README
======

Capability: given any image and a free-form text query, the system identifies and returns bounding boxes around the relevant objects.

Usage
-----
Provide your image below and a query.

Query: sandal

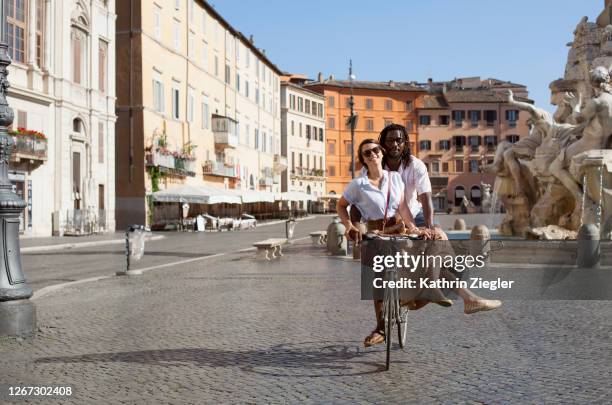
[364,328,385,347]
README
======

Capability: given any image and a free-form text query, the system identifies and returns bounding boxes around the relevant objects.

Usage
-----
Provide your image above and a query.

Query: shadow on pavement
[35,341,391,377]
[25,251,216,259]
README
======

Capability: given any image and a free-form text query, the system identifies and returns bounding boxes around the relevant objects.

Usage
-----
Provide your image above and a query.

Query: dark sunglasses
[362,146,382,158]
[385,136,405,145]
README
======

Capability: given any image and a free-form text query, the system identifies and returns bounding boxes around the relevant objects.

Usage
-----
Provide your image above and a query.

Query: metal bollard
[577,224,600,268]
[285,218,296,243]
[117,225,146,276]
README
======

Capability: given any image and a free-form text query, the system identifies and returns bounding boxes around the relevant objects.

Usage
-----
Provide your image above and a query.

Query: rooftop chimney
[329,74,334,80]
[249,35,254,44]
[318,72,323,82]
[428,78,433,84]
[389,80,395,87]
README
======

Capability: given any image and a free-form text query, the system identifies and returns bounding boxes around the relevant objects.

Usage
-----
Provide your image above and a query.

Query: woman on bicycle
[337,138,450,347]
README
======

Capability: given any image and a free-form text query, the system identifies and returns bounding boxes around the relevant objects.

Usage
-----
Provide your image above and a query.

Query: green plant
[147,166,162,192]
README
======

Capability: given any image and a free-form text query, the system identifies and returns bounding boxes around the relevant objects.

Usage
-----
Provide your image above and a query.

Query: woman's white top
[342,170,404,221]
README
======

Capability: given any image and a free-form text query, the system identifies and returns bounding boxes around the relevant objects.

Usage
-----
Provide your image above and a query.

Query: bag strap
[382,174,391,233]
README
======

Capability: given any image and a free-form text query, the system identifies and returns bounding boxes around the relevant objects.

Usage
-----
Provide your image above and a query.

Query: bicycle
[362,233,420,371]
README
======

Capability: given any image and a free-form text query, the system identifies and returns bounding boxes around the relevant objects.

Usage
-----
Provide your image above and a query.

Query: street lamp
[0,0,36,337]
[348,60,357,179]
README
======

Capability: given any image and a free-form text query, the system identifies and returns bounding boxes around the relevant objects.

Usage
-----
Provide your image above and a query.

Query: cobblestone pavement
[1,241,611,404]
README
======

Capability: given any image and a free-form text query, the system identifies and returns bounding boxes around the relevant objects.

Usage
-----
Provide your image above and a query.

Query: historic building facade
[305,77,424,194]
[415,77,531,212]
[7,0,116,236]
[280,75,325,208]
[115,0,282,229]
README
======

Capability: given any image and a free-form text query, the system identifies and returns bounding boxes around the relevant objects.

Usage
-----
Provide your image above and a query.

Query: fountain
[486,1,612,244]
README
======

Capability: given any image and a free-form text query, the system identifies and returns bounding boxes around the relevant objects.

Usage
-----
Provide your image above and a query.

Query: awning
[276,191,317,201]
[152,185,242,204]
[234,189,276,203]
[320,194,341,200]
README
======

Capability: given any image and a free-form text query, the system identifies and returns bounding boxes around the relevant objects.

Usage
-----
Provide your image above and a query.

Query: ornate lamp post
[0,0,36,337]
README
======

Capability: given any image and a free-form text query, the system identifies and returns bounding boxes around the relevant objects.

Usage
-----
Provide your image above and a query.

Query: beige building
[7,0,116,236]
[280,75,325,208]
[116,0,283,228]
[415,77,531,212]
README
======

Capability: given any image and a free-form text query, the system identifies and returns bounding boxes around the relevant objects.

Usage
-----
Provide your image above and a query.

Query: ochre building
[306,77,425,194]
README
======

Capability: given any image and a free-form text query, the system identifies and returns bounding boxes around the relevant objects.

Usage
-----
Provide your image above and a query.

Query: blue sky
[211,0,603,111]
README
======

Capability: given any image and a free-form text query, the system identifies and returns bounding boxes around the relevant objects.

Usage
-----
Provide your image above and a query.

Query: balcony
[273,154,288,173]
[291,167,326,179]
[146,149,196,177]
[454,145,465,154]
[8,129,48,167]
[202,160,237,178]
[259,176,273,187]
[212,115,239,149]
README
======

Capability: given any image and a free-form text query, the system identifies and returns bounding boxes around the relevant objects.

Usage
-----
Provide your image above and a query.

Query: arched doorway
[470,185,482,206]
[454,186,465,208]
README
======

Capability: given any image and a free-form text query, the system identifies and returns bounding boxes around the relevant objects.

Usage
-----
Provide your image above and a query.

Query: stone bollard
[577,223,600,268]
[470,225,491,263]
[327,217,347,256]
[454,218,467,230]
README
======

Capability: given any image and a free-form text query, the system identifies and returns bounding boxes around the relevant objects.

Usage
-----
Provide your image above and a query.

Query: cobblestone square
[1,239,612,404]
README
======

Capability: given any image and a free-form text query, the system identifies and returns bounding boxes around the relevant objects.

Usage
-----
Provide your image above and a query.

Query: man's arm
[418,192,435,228]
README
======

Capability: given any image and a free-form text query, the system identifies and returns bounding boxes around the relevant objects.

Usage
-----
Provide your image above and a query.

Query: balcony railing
[273,154,288,173]
[202,160,237,178]
[212,115,239,149]
[291,168,326,178]
[147,149,196,177]
[10,135,47,162]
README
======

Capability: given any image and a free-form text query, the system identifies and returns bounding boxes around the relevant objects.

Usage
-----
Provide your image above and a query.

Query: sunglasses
[385,136,405,145]
[362,146,382,158]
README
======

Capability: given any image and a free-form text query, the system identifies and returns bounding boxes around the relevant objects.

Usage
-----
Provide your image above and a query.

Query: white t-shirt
[342,170,404,221]
[359,157,432,218]
[395,157,432,218]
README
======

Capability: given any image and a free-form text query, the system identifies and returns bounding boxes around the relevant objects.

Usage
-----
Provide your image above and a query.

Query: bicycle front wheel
[397,307,408,349]
[385,301,393,371]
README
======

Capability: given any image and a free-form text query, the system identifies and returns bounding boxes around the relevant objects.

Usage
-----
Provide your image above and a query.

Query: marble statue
[481,183,493,213]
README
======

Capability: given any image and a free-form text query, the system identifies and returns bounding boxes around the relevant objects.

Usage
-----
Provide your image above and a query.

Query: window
[225,64,230,84]
[255,129,259,149]
[245,81,249,97]
[98,40,107,93]
[98,122,104,163]
[298,97,303,112]
[438,115,450,126]
[439,140,451,150]
[506,134,520,143]
[328,96,335,108]
[172,88,180,119]
[365,98,373,110]
[305,100,311,114]
[484,110,497,126]
[431,162,440,173]
[453,135,466,150]
[406,100,414,112]
[35,0,44,67]
[73,118,82,133]
[202,43,208,70]
[328,165,336,176]
[468,135,481,151]
[17,110,27,128]
[406,120,413,132]
[187,91,194,123]
[470,160,479,173]
[306,125,311,140]
[299,123,302,137]
[419,140,431,150]
[484,135,498,151]
[328,141,335,155]
[153,79,164,112]
[154,6,161,39]
[319,128,324,141]
[452,110,465,127]
[255,89,259,104]
[201,102,210,129]
[506,110,519,127]
[236,73,240,91]
[214,55,219,76]
[469,110,481,127]
[189,0,194,22]
[328,117,335,129]
[442,162,449,172]
[318,104,323,117]
[188,32,195,58]
[6,0,27,63]
[201,9,207,35]
[344,141,352,155]
[71,28,86,84]
[175,0,180,10]
[366,119,374,131]
[385,99,393,111]
[419,115,431,126]
[173,21,180,51]
[455,159,464,173]
[262,132,267,153]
